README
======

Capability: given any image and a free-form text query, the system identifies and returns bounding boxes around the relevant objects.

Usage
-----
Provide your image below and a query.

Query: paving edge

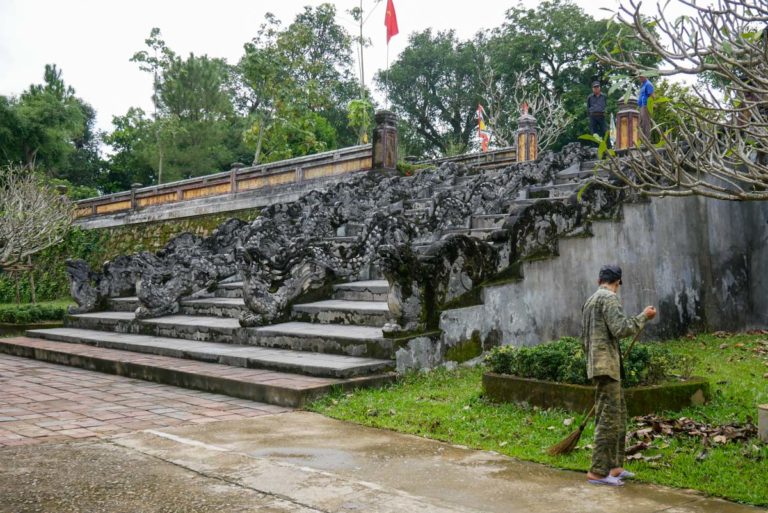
[0,338,397,408]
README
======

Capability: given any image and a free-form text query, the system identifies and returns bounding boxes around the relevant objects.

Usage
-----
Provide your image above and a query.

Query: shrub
[485,337,675,387]
[0,304,66,324]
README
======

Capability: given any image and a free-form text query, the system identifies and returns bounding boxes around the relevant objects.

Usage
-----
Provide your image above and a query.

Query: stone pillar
[759,404,768,443]
[516,107,538,163]
[373,110,398,171]
[616,98,640,150]
[130,183,142,211]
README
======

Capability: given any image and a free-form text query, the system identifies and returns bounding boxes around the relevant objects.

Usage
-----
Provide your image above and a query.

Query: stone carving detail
[67,141,632,331]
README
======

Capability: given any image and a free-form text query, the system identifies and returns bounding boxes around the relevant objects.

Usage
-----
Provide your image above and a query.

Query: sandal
[617,470,635,479]
[588,475,624,486]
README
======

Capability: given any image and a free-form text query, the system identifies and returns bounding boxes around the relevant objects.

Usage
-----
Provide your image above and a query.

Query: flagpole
[386,43,390,109]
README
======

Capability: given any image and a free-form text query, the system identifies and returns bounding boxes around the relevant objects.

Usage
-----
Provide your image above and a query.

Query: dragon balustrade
[67,142,630,332]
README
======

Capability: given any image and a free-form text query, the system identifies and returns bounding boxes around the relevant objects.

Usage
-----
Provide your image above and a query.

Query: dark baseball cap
[599,264,622,284]
[592,81,601,87]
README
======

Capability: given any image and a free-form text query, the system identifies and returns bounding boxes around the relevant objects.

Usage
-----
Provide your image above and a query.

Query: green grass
[0,299,73,310]
[310,333,768,506]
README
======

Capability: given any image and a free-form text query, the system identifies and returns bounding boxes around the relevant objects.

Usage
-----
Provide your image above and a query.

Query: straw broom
[547,326,646,456]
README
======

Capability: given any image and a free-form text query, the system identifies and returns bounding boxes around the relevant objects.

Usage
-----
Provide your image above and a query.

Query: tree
[480,67,574,151]
[593,0,768,201]
[0,65,98,177]
[484,0,660,148]
[378,29,483,156]
[0,165,75,303]
[239,5,360,163]
[126,28,248,183]
[101,108,157,192]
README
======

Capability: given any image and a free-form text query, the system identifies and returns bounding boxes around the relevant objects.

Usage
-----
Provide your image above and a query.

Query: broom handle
[579,325,646,428]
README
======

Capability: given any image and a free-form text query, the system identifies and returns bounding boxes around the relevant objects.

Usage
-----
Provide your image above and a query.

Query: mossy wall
[0,209,260,303]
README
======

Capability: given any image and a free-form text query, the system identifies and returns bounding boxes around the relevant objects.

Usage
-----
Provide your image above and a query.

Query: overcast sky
[0,0,683,134]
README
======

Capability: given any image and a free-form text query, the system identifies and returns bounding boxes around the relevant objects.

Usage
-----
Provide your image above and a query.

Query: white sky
[0,0,686,134]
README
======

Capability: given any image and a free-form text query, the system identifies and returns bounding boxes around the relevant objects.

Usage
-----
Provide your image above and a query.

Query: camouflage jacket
[581,287,646,381]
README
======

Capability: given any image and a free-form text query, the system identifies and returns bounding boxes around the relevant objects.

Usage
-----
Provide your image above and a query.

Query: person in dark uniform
[587,81,608,139]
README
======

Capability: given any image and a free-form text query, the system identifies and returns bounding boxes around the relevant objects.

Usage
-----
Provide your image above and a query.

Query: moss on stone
[445,330,483,363]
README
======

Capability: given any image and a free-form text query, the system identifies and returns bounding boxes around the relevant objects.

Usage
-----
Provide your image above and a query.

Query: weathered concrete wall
[440,197,768,346]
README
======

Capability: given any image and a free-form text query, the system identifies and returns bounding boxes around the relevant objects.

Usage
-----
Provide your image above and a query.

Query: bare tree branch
[0,165,76,271]
[593,0,768,200]
[479,67,574,151]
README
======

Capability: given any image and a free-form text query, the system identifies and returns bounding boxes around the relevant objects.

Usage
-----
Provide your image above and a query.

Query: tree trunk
[253,119,265,165]
[14,273,20,305]
[28,257,37,304]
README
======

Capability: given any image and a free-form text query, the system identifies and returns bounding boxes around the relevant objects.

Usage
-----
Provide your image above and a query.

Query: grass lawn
[0,299,73,311]
[310,332,768,506]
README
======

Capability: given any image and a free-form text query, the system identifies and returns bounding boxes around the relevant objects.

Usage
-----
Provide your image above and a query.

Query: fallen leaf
[627,453,643,461]
[547,426,556,431]
[720,343,729,349]
[713,435,728,444]
[563,418,574,427]
[499,441,508,447]
[696,449,709,462]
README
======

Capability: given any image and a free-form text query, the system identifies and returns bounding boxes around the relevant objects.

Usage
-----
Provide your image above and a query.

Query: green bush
[0,304,67,324]
[485,337,675,387]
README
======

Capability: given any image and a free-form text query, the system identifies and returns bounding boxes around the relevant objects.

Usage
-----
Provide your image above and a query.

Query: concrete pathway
[106,411,765,513]
[1,354,765,512]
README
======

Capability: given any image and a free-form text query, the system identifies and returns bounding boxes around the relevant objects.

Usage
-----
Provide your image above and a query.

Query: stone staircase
[1,150,608,406]
[0,279,399,408]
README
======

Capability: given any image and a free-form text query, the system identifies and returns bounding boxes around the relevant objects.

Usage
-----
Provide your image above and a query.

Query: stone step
[470,214,508,230]
[403,208,430,219]
[66,312,244,344]
[336,222,365,237]
[526,183,581,199]
[107,297,138,312]
[333,280,389,301]
[25,327,392,379]
[440,228,494,241]
[180,297,248,318]
[65,312,400,359]
[0,336,395,408]
[291,299,391,327]
[214,281,244,298]
[250,322,402,359]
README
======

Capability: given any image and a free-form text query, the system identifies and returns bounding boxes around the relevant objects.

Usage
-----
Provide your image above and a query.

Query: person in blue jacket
[637,74,654,140]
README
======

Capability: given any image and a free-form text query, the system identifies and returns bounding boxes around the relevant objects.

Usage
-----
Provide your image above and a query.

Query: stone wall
[440,197,768,347]
[0,209,260,304]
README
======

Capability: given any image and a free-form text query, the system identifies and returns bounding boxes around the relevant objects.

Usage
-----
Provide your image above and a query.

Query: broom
[547,326,646,456]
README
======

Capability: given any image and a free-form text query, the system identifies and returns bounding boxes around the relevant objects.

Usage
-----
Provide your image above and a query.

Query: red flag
[385,0,399,44]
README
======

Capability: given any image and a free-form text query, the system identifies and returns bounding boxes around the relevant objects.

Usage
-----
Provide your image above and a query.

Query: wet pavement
[1,354,766,512]
[0,354,289,447]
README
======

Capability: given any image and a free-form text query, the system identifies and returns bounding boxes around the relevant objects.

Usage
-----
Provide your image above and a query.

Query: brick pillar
[616,98,640,150]
[373,110,398,171]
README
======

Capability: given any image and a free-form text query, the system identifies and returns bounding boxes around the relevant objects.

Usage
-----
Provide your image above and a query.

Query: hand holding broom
[547,325,647,456]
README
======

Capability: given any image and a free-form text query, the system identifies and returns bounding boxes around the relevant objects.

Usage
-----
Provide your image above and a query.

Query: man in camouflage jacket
[582,265,656,486]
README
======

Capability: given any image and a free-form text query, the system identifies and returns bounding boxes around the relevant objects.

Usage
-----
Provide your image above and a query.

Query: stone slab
[112,411,765,513]
[251,322,399,359]
[293,299,389,313]
[254,322,385,340]
[26,327,393,378]
[0,337,395,407]
[333,280,389,292]
[291,300,391,327]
